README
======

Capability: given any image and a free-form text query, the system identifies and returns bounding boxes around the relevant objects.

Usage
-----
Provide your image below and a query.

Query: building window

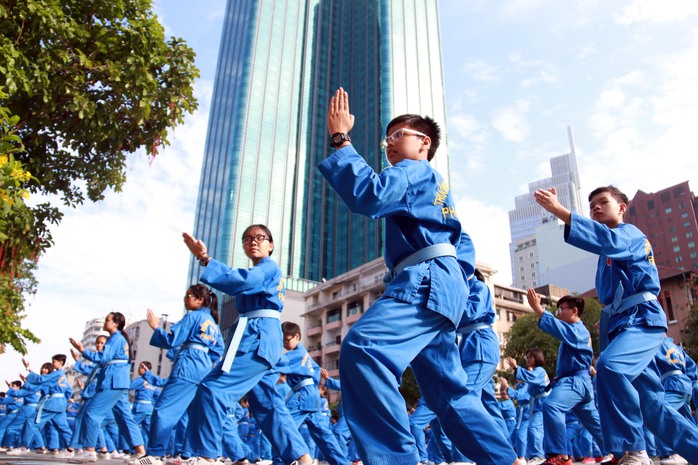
[681,212,689,218]
[532,281,537,286]
[519,266,524,272]
[530,263,535,268]
[691,252,697,259]
[519,256,523,262]
[528,252,534,258]
[687,232,693,238]
[665,207,672,214]
[647,200,655,210]
[673,246,681,252]
[531,272,536,277]
[628,206,636,216]
[671,237,678,243]
[326,309,341,324]
[669,226,676,232]
[520,276,526,281]
[684,222,691,228]
[660,192,670,203]
[675,256,683,262]
[689,242,695,248]
[496,309,501,320]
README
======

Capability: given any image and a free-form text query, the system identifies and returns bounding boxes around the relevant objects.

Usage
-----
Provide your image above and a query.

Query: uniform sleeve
[317,145,409,219]
[324,377,341,391]
[538,312,590,350]
[142,371,169,387]
[201,259,269,296]
[515,366,548,387]
[150,315,193,350]
[565,212,636,260]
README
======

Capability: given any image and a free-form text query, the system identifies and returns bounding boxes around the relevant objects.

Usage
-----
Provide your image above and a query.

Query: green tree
[400,367,421,409]
[0,0,198,351]
[0,99,42,352]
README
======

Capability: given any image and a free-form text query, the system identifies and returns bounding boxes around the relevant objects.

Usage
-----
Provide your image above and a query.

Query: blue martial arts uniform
[537,311,604,457]
[499,397,517,444]
[319,145,517,465]
[4,387,41,448]
[21,369,73,450]
[277,344,348,465]
[146,307,223,457]
[514,365,548,460]
[0,387,22,446]
[78,330,144,450]
[130,373,163,449]
[183,257,309,462]
[564,212,698,459]
[508,384,530,458]
[652,337,696,457]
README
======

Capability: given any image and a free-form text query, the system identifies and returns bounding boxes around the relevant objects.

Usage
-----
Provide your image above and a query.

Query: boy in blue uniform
[525,291,606,465]
[276,322,348,465]
[319,87,522,465]
[129,362,161,448]
[534,185,698,464]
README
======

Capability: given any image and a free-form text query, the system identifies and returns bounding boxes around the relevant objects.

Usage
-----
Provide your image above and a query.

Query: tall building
[188,0,450,330]
[625,181,698,273]
[508,127,584,289]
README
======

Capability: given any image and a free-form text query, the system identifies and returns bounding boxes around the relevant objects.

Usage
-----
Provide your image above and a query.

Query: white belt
[221,309,280,373]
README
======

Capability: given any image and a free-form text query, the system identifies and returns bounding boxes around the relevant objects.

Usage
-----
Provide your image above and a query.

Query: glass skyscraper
[188,0,450,299]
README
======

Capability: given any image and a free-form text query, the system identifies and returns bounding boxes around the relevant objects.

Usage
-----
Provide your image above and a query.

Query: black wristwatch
[330,132,351,148]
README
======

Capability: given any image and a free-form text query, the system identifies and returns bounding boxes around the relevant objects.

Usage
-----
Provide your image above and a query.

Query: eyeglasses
[242,235,269,245]
[381,128,428,148]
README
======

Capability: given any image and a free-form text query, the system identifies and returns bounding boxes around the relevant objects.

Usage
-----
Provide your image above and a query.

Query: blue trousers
[542,376,604,456]
[305,410,349,465]
[184,355,308,461]
[408,401,434,462]
[5,407,40,448]
[597,326,698,461]
[22,410,72,450]
[654,390,694,457]
[513,406,529,458]
[148,377,198,456]
[80,389,143,449]
[339,287,516,465]
[527,402,544,459]
[222,412,246,461]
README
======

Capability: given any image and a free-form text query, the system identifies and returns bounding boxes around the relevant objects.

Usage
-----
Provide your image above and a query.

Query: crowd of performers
[3,89,698,465]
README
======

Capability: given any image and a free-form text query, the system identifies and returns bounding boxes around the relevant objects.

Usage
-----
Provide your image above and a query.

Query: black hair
[242,224,274,256]
[108,312,132,362]
[557,295,585,318]
[282,321,301,338]
[526,348,545,368]
[386,114,442,161]
[52,354,67,365]
[141,361,152,370]
[41,362,54,373]
[11,380,22,389]
[187,284,219,324]
[588,185,629,207]
[96,335,108,344]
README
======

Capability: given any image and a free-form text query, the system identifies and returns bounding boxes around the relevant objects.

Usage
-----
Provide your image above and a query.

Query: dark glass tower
[189,0,450,299]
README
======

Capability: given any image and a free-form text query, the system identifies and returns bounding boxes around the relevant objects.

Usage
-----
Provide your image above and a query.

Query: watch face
[332,133,344,144]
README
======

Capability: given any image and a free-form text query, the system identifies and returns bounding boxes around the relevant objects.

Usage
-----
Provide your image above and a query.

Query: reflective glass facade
[189,0,450,296]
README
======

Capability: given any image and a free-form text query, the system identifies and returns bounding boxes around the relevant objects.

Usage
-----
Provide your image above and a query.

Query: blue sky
[4,0,698,381]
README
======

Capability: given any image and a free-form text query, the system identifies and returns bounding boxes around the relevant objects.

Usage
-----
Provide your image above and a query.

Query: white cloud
[491,100,531,144]
[615,0,698,25]
[455,195,513,286]
[460,60,502,83]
